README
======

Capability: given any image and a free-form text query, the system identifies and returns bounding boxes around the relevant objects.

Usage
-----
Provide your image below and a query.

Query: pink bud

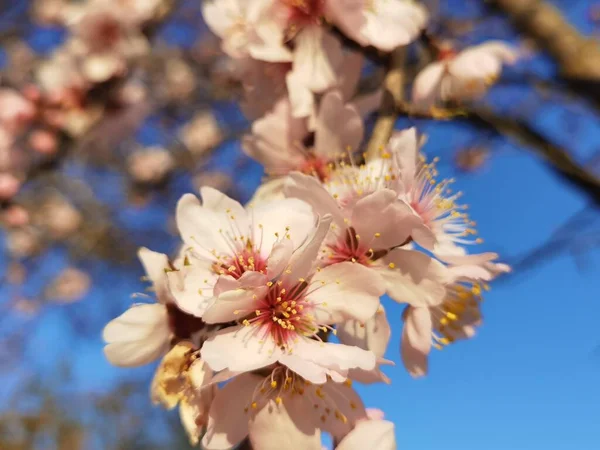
[2,205,29,227]
[0,173,20,200]
[22,85,42,103]
[29,129,58,155]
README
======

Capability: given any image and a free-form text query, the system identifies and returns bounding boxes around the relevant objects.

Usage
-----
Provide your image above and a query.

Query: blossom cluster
[102,1,515,448]
[0,0,170,222]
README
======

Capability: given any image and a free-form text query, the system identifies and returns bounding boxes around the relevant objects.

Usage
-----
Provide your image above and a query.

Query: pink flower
[180,111,223,158]
[200,214,384,383]
[171,187,316,317]
[0,173,21,200]
[46,268,91,304]
[127,147,175,184]
[103,248,172,367]
[284,171,447,308]
[326,0,428,51]
[202,366,368,450]
[202,0,292,62]
[67,2,150,83]
[412,41,519,111]
[390,128,484,256]
[0,89,35,132]
[243,91,363,182]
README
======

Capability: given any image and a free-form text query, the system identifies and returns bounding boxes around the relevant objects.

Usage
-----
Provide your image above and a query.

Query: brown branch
[365,47,407,159]
[490,0,600,99]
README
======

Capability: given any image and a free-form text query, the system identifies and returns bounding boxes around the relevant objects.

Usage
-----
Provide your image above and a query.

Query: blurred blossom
[180,112,223,157]
[127,147,175,184]
[29,129,59,155]
[12,297,40,316]
[192,171,232,193]
[36,48,87,95]
[38,196,82,240]
[46,268,92,304]
[7,262,27,285]
[454,147,490,172]
[0,173,21,200]
[65,1,150,83]
[7,227,41,258]
[412,41,519,112]
[31,0,67,24]
[117,79,148,105]
[0,89,35,133]
[163,57,197,101]
[2,205,30,228]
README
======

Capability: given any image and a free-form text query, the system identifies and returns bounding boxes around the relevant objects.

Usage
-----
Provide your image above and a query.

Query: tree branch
[365,47,407,159]
[489,0,600,101]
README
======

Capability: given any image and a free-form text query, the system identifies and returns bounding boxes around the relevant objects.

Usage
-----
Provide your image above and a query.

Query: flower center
[281,0,325,27]
[431,282,486,348]
[300,155,330,181]
[242,281,317,347]
[212,244,267,279]
[324,227,389,267]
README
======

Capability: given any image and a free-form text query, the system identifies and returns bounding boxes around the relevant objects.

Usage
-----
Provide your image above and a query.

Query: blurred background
[0,0,599,449]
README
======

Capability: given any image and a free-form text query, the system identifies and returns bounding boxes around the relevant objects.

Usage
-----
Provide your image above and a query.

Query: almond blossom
[283,171,447,308]
[391,128,481,256]
[200,215,384,383]
[64,0,151,83]
[102,248,207,367]
[170,186,317,317]
[412,41,519,112]
[243,90,363,183]
[201,0,292,62]
[103,248,173,367]
[201,366,369,450]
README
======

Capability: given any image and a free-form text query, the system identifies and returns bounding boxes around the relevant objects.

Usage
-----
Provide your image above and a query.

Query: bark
[490,0,600,98]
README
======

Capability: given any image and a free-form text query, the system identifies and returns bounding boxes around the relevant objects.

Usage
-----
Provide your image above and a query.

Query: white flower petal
[201,325,281,372]
[103,303,169,367]
[309,262,383,324]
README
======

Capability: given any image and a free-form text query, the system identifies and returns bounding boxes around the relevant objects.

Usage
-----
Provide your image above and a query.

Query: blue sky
[2,1,600,449]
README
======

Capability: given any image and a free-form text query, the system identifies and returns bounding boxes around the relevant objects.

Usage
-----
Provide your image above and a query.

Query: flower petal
[166,263,216,317]
[309,262,383,324]
[293,338,376,374]
[284,172,345,227]
[201,325,281,372]
[103,303,170,367]
[314,90,363,158]
[249,398,321,450]
[267,238,294,279]
[401,306,432,377]
[137,247,170,302]
[336,420,396,450]
[202,286,268,324]
[251,197,315,258]
[202,372,262,450]
[379,248,446,306]
[337,305,391,358]
[287,214,332,281]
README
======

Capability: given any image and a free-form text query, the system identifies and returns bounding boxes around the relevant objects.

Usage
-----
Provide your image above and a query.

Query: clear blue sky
[1,1,600,449]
